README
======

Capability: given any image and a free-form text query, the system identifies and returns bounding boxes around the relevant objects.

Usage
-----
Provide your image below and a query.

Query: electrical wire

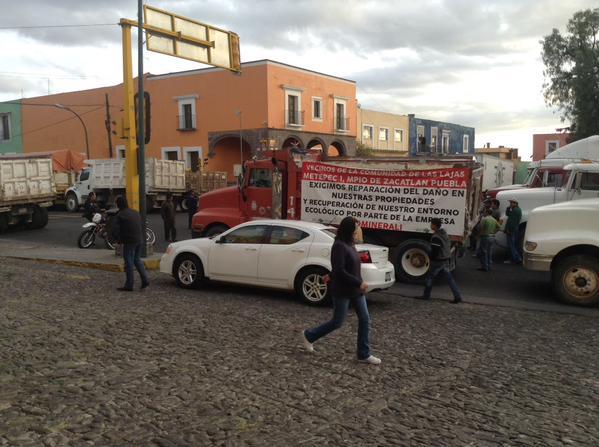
[0,71,92,80]
[3,101,122,108]
[0,23,117,30]
[10,106,104,139]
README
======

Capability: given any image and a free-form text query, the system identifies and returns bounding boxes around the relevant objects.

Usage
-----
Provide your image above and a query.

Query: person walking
[160,193,177,242]
[186,190,198,230]
[301,216,381,365]
[111,197,149,292]
[504,198,522,264]
[478,208,501,272]
[420,218,463,304]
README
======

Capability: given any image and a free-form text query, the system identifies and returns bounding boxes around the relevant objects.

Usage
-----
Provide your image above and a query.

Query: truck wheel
[0,214,8,233]
[553,254,599,306]
[204,224,228,238]
[66,193,79,212]
[174,254,205,289]
[395,239,431,283]
[294,266,331,306]
[29,207,49,229]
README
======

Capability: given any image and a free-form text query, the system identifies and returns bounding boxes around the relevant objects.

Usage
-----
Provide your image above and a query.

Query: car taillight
[358,250,372,263]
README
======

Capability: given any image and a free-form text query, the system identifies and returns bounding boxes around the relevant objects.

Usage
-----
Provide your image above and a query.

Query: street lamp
[55,103,90,160]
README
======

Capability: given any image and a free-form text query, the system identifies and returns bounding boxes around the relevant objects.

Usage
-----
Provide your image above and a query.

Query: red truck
[192,150,483,282]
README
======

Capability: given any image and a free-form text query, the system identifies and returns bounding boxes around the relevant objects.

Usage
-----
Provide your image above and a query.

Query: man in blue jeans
[419,218,463,304]
[111,197,149,292]
[504,198,523,264]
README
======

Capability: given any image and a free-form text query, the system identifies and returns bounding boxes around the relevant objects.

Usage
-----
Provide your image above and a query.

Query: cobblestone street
[1,259,598,446]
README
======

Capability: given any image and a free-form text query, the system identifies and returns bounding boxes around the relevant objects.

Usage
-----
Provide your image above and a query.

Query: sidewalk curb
[2,256,161,273]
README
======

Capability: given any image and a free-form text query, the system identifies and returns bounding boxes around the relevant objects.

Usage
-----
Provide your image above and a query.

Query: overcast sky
[1,0,596,159]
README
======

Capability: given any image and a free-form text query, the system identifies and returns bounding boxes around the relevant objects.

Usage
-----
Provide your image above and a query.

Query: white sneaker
[301,330,314,353]
[359,355,381,365]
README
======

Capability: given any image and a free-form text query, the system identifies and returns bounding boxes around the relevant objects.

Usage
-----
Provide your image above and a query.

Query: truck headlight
[525,241,537,251]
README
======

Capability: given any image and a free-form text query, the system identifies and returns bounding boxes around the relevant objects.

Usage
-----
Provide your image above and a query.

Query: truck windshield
[527,168,570,188]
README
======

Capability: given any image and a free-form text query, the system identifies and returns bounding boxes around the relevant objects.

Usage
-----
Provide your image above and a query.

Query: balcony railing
[336,116,350,132]
[177,114,196,131]
[285,109,305,126]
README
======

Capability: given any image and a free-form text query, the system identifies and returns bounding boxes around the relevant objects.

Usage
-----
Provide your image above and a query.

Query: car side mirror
[215,236,225,244]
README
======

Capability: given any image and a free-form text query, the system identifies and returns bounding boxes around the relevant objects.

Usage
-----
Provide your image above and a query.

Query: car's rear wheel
[174,254,205,289]
[295,267,331,306]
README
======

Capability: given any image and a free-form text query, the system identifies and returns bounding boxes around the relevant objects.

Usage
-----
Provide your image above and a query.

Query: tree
[541,8,599,141]
[356,142,375,158]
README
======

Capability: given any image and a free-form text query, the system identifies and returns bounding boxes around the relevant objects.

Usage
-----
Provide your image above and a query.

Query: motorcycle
[78,211,117,249]
[77,211,156,249]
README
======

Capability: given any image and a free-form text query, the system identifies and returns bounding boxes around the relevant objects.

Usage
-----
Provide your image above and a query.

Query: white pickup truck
[65,158,186,211]
[523,198,599,306]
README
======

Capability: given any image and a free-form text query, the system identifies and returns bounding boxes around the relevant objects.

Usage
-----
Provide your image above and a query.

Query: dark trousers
[123,243,149,289]
[507,230,522,263]
[187,209,197,230]
[305,295,371,360]
[423,261,462,300]
[164,221,176,242]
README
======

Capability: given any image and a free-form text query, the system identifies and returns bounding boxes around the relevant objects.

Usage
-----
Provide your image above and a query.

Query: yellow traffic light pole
[120,21,140,211]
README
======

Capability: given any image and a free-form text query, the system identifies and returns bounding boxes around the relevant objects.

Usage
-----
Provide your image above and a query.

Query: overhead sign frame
[143,5,241,73]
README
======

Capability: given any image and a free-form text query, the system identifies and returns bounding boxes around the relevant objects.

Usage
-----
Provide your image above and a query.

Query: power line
[11,106,104,139]
[0,23,117,30]
[0,71,92,80]
[3,101,122,108]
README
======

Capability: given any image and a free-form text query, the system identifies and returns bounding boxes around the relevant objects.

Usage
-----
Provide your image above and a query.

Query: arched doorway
[282,136,304,152]
[211,136,252,182]
[327,141,346,157]
[307,138,326,155]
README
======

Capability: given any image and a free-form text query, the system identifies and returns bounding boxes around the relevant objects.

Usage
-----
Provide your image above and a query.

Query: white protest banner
[300,161,470,236]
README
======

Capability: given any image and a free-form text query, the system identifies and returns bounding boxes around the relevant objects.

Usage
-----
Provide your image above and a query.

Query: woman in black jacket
[301,216,381,365]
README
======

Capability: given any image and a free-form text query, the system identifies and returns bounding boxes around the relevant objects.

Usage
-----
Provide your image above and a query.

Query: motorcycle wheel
[104,234,116,250]
[78,228,96,249]
[146,227,156,245]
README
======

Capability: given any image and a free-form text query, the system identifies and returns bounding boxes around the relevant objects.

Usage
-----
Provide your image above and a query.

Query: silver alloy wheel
[178,259,197,286]
[563,266,599,298]
[302,273,327,303]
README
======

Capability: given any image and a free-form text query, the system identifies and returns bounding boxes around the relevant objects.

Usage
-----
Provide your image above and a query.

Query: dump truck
[191,150,483,282]
[65,158,186,211]
[0,154,56,232]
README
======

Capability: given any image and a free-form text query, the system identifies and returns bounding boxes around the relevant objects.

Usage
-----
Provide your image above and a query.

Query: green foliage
[356,142,375,158]
[541,8,599,140]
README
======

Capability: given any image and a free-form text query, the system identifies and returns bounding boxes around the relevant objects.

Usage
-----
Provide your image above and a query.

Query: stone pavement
[0,239,161,272]
[1,259,598,446]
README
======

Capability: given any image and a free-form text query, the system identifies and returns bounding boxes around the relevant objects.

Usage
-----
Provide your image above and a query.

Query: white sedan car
[160,219,395,305]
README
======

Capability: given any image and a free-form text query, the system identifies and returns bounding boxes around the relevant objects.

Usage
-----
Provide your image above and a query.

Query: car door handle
[245,247,258,252]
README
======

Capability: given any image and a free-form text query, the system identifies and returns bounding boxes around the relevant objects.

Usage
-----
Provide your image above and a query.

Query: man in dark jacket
[504,198,522,264]
[83,192,101,222]
[160,193,177,242]
[420,218,463,304]
[185,190,198,230]
[111,197,149,292]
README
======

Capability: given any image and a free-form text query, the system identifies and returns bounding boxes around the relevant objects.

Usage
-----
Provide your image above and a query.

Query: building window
[394,129,403,143]
[417,125,426,152]
[176,96,197,131]
[442,131,450,153]
[0,113,10,141]
[379,127,389,141]
[362,125,374,142]
[545,140,560,155]
[285,88,303,126]
[184,147,202,171]
[162,147,181,161]
[334,98,348,131]
[431,127,438,152]
[312,97,323,121]
[463,134,470,153]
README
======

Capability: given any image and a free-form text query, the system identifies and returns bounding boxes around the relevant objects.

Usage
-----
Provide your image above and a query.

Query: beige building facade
[357,108,410,155]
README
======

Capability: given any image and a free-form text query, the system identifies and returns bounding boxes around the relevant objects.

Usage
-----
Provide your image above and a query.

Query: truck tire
[395,239,431,284]
[66,193,79,212]
[204,224,229,238]
[0,214,8,233]
[294,266,331,306]
[552,254,599,306]
[29,206,49,229]
[174,254,206,289]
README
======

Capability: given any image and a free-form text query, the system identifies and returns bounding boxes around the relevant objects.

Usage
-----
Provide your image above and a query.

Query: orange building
[20,60,357,181]
[532,132,571,161]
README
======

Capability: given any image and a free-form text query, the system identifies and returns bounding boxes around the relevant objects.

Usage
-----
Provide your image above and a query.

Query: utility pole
[137,0,147,257]
[104,93,114,158]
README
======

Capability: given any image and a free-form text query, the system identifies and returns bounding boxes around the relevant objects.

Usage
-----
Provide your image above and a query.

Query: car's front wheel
[295,267,331,306]
[174,254,205,289]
